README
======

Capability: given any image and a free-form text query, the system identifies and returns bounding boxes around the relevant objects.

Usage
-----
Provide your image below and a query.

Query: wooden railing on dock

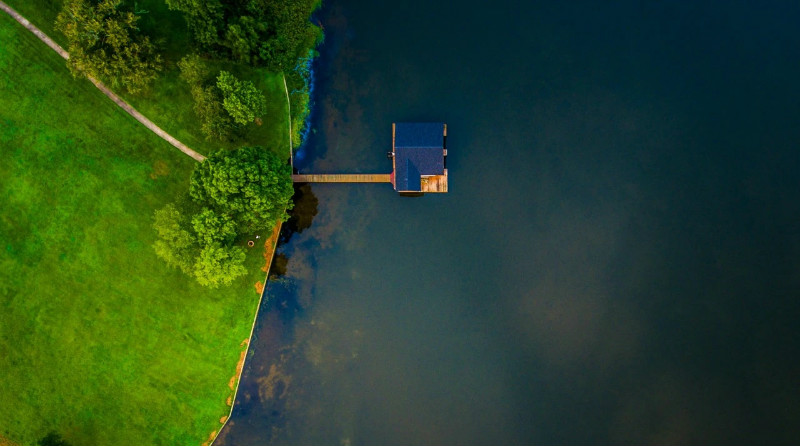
[292,174,392,183]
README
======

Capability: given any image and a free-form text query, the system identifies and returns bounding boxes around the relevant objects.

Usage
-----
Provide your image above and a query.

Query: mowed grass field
[0,11,274,446]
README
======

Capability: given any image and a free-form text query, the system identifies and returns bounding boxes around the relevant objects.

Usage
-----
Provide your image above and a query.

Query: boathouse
[391,122,448,194]
[291,122,448,195]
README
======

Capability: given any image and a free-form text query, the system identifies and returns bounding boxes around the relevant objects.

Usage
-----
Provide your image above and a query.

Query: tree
[39,432,71,446]
[194,85,235,140]
[192,244,246,288]
[177,53,207,86]
[190,146,293,232]
[153,147,292,288]
[152,204,196,274]
[191,208,237,245]
[56,0,162,94]
[166,0,322,71]
[177,55,235,141]
[261,0,322,71]
[165,0,224,49]
[216,71,267,125]
[223,15,264,64]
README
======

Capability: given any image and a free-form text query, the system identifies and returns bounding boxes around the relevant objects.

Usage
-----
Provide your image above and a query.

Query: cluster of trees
[153,146,293,288]
[178,55,267,140]
[165,0,322,71]
[51,1,316,287]
[55,0,162,94]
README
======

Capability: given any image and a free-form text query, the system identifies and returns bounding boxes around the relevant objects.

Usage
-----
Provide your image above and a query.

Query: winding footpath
[0,0,206,162]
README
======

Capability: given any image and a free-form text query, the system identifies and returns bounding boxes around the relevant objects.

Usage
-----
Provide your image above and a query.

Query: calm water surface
[219,1,800,444]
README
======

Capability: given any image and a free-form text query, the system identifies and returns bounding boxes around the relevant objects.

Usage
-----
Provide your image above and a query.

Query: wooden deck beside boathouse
[292,122,448,195]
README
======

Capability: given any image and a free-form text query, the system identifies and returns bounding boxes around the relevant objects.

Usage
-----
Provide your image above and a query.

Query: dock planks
[420,171,448,193]
[292,174,392,183]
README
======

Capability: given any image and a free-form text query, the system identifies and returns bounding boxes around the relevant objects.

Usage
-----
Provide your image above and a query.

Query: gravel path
[0,0,207,162]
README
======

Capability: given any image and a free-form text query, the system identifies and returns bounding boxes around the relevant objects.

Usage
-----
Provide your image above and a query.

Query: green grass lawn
[0,11,275,446]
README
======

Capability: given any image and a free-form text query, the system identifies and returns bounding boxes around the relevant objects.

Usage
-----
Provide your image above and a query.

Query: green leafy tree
[194,85,234,141]
[164,0,224,48]
[39,432,72,446]
[177,53,207,85]
[153,147,291,288]
[152,204,196,274]
[193,244,246,288]
[167,0,322,70]
[216,71,267,125]
[190,146,293,232]
[177,55,234,141]
[224,15,264,64]
[261,0,322,70]
[56,0,162,94]
[191,208,237,245]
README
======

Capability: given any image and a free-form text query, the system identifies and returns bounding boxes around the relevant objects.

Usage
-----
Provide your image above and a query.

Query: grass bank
[0,12,272,445]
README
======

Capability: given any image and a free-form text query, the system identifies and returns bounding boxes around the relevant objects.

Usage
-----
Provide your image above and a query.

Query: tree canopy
[216,71,267,125]
[178,55,235,141]
[153,146,293,288]
[165,0,322,71]
[190,145,294,232]
[56,0,163,94]
[193,244,247,288]
[153,204,196,274]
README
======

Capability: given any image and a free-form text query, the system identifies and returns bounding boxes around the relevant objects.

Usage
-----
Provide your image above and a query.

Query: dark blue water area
[219,1,800,445]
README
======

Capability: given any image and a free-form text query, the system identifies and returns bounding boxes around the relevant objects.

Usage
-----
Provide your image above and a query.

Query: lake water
[218,1,800,444]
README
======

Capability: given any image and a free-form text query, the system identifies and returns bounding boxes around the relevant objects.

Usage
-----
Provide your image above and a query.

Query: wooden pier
[292,174,392,183]
[292,122,447,195]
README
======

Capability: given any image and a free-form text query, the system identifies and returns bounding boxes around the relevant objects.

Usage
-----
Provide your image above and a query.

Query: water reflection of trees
[269,184,318,279]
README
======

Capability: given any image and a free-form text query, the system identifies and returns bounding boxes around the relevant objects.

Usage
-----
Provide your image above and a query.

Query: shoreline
[209,220,283,446]
[211,12,323,443]
[0,2,322,445]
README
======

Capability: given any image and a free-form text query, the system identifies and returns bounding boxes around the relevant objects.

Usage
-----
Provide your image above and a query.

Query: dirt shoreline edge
[208,220,283,446]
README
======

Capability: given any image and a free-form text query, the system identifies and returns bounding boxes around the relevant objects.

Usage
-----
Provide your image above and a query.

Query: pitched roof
[395,122,445,149]
[394,123,445,192]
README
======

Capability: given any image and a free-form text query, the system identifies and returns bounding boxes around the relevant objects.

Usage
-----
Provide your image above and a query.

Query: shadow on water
[216,283,299,445]
[279,184,319,245]
[216,184,321,446]
[268,183,320,318]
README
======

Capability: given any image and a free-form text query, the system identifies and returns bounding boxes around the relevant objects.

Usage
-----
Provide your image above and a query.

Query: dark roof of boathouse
[394,122,445,192]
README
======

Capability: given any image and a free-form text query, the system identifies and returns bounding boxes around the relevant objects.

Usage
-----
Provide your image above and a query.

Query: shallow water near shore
[218,1,800,444]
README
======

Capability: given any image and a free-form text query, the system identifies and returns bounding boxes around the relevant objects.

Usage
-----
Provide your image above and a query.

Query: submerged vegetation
[0,0,320,443]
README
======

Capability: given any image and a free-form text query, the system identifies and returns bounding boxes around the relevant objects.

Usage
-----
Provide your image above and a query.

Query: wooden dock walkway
[292,174,392,183]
